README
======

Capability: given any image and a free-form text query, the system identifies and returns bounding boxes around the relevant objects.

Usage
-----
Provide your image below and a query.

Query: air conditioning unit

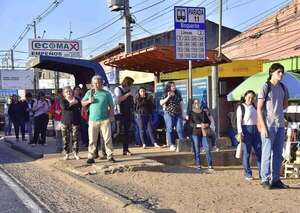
[107,0,124,12]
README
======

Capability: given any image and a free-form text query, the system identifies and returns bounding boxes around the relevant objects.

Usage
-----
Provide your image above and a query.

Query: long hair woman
[189,99,214,172]
[160,81,184,151]
[236,90,261,181]
[134,87,160,149]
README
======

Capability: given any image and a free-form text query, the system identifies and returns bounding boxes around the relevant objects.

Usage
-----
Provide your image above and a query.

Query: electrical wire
[10,0,64,50]
[132,0,166,15]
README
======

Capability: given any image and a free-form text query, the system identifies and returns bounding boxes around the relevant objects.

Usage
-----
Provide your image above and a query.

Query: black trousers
[12,120,25,139]
[115,114,132,152]
[32,114,49,144]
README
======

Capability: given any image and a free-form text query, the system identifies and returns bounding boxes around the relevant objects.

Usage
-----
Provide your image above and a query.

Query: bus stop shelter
[31,55,109,86]
[103,45,230,81]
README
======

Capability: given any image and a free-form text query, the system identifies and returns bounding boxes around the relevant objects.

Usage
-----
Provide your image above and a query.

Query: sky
[0,0,292,68]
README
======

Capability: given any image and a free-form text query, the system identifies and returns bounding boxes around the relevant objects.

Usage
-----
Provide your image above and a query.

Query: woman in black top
[189,99,213,172]
[60,86,81,160]
[135,87,160,149]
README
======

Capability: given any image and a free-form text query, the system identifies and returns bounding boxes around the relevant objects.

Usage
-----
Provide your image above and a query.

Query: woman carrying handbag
[189,99,214,172]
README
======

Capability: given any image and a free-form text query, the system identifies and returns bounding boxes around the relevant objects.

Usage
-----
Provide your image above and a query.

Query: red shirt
[49,100,62,121]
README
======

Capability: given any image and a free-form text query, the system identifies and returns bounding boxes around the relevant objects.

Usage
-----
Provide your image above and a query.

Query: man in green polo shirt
[82,75,115,164]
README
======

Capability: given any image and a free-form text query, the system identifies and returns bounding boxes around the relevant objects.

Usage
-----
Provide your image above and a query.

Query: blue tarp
[31,55,109,86]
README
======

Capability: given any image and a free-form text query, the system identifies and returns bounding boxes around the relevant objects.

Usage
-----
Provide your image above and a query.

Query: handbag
[201,127,211,137]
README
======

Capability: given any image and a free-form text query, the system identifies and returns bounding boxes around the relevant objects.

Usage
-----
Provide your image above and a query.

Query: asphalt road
[0,141,118,213]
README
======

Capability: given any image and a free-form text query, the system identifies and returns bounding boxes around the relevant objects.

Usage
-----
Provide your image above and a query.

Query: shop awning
[104,45,230,73]
[31,55,109,85]
[227,71,300,101]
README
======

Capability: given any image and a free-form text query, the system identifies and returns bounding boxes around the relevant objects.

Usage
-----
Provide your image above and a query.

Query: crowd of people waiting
[2,62,290,189]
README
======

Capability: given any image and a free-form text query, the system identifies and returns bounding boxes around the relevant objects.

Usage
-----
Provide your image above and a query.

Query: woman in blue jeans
[160,81,184,151]
[189,99,213,171]
[236,90,261,181]
[134,87,160,149]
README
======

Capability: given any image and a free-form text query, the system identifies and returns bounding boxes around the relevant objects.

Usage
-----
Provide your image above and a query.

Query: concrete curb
[52,164,153,213]
[4,138,43,160]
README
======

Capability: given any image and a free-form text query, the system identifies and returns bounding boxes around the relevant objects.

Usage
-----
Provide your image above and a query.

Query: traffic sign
[174,6,206,60]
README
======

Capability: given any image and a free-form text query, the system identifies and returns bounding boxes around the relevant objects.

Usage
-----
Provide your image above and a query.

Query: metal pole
[33,20,38,95]
[188,60,192,112]
[212,0,222,139]
[10,49,14,70]
[124,0,132,54]
[218,0,222,58]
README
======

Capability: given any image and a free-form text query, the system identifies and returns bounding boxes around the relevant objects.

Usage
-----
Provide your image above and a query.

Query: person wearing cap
[82,75,115,164]
[257,63,289,189]
[31,92,51,146]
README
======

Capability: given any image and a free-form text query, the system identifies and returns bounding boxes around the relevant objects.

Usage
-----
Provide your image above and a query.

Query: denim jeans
[4,115,12,136]
[163,112,184,146]
[260,127,285,183]
[227,128,239,146]
[25,117,34,141]
[192,135,213,167]
[136,114,156,146]
[242,125,262,178]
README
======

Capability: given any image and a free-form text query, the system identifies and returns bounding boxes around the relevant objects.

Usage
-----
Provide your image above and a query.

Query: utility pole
[10,49,14,70]
[124,0,132,54]
[33,20,38,95]
[211,0,222,139]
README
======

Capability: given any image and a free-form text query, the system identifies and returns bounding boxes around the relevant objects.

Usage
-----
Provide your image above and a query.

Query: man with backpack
[257,63,289,189]
[114,76,135,156]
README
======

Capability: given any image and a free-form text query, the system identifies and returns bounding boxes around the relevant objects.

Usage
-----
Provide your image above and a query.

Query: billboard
[28,39,82,58]
[1,70,34,89]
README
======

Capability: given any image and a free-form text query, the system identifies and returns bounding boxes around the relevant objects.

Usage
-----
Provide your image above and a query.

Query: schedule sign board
[29,39,82,58]
[174,6,206,60]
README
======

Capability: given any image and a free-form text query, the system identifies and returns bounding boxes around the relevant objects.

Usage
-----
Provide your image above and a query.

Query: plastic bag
[235,143,243,159]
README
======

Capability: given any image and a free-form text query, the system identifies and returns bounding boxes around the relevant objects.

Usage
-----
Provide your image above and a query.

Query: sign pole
[33,21,37,96]
[188,60,192,112]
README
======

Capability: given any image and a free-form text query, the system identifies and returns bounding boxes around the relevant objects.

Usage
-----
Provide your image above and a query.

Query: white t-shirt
[236,103,257,133]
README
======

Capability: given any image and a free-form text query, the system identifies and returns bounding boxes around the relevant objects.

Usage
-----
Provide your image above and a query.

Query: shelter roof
[31,55,109,85]
[104,45,230,73]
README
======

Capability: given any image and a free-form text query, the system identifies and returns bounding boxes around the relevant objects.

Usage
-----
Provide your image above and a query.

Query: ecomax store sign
[29,39,82,58]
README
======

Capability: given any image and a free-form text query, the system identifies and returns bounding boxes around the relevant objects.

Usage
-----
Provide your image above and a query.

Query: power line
[222,2,299,50]
[132,0,166,15]
[234,0,290,30]
[75,18,121,40]
[11,0,64,50]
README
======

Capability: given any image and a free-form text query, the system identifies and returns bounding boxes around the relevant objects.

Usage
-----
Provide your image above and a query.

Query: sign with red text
[29,39,82,58]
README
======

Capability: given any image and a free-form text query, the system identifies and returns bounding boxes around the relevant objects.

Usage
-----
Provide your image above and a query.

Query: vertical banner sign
[174,6,206,60]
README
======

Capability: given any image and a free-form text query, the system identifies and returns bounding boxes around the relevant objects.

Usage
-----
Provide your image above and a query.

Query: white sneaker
[142,144,146,149]
[169,145,176,151]
[63,154,70,160]
[73,153,80,160]
[154,143,160,148]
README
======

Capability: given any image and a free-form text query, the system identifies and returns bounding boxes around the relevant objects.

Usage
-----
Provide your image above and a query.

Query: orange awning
[104,45,230,73]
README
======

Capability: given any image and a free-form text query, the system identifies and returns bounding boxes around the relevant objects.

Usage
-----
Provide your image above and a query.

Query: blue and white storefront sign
[174,6,206,60]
